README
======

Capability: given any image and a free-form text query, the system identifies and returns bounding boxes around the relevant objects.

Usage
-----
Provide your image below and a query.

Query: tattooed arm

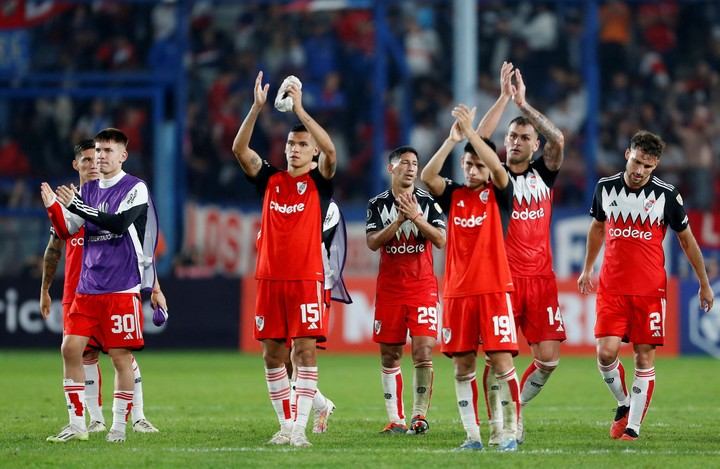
[40,233,63,319]
[232,71,269,178]
[512,69,565,171]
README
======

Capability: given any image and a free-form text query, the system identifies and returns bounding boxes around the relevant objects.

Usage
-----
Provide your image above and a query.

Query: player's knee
[380,347,402,367]
[597,349,618,366]
[411,347,433,364]
[107,349,133,371]
[83,349,100,361]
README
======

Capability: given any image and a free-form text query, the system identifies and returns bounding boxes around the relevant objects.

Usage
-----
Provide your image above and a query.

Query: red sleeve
[47,201,71,240]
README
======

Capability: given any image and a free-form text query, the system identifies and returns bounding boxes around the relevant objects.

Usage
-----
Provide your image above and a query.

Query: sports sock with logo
[483,358,503,432]
[63,379,86,429]
[496,367,520,436]
[130,356,146,423]
[381,365,405,425]
[454,372,481,442]
[411,360,433,417]
[519,359,558,406]
[111,390,134,434]
[83,358,104,424]
[598,358,629,405]
[626,367,655,435]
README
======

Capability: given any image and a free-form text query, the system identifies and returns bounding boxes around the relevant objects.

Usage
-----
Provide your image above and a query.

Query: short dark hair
[73,139,95,160]
[630,130,665,159]
[463,137,496,156]
[289,123,308,133]
[388,146,418,165]
[509,116,538,134]
[94,128,129,147]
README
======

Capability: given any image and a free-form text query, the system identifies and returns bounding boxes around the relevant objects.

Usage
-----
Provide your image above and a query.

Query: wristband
[412,213,421,222]
[153,289,161,294]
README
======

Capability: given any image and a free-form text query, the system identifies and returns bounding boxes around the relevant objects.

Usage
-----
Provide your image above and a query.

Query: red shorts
[441,292,518,356]
[511,276,566,344]
[289,289,332,349]
[254,279,325,341]
[67,293,144,352]
[63,302,102,351]
[595,293,666,345]
[372,301,439,344]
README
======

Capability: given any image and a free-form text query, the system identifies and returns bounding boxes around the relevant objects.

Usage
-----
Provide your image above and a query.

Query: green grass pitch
[1,350,719,468]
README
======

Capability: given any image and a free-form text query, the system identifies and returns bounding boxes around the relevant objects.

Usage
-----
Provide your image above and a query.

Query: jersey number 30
[110,314,136,334]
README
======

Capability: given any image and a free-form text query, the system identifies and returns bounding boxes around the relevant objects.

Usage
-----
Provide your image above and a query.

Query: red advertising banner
[240,277,679,356]
[687,211,720,248]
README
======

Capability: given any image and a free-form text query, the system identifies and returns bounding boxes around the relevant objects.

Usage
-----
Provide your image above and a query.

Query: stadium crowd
[1,0,719,211]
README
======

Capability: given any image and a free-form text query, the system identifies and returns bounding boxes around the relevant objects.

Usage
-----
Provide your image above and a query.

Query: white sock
[111,390,134,433]
[313,387,327,411]
[293,367,318,434]
[381,365,405,424]
[83,358,104,423]
[63,379,86,429]
[454,372,481,442]
[130,356,146,423]
[626,368,655,434]
[411,360,433,417]
[290,381,297,418]
[265,367,292,431]
[483,358,502,430]
[519,359,558,406]
[598,358,630,405]
[496,367,520,436]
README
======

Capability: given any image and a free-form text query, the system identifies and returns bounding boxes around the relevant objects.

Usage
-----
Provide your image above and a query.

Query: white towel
[274,75,302,113]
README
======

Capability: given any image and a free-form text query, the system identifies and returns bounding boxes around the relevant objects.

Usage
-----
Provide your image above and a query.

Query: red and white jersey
[48,225,84,305]
[366,187,446,305]
[505,158,558,278]
[435,179,514,298]
[590,173,688,298]
[251,161,332,282]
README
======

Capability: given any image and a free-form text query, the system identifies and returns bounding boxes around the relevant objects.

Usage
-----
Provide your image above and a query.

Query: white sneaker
[87,421,107,433]
[46,424,89,443]
[290,432,312,447]
[488,422,502,446]
[132,419,159,433]
[267,429,291,445]
[312,398,336,433]
[106,429,126,443]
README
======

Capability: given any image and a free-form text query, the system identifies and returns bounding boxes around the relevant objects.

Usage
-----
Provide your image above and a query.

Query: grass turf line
[1,350,718,468]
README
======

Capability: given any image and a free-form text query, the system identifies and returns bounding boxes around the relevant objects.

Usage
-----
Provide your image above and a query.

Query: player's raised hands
[285,81,304,115]
[500,61,516,98]
[55,184,79,207]
[451,104,477,137]
[40,182,57,207]
[512,68,527,107]
[253,71,269,109]
[448,118,464,143]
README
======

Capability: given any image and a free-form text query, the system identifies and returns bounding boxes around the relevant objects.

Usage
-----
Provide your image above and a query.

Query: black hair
[387,146,418,165]
[630,130,665,158]
[94,128,129,148]
[463,137,496,155]
[73,139,95,160]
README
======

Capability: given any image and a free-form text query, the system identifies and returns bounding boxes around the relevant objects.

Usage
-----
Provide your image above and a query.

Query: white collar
[99,170,126,188]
